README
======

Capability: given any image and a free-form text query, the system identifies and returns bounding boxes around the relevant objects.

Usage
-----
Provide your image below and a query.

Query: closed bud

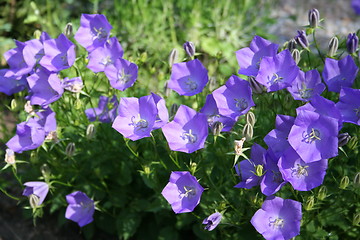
[234,137,246,155]
[40,164,51,181]
[353,213,360,226]
[183,41,195,58]
[211,121,223,136]
[209,77,217,92]
[308,8,320,28]
[65,142,76,157]
[246,111,256,127]
[328,36,338,57]
[295,30,309,49]
[255,165,264,177]
[33,29,42,40]
[338,132,351,147]
[287,39,297,52]
[64,23,73,38]
[163,81,172,97]
[339,176,350,189]
[347,33,359,54]
[10,99,18,111]
[190,161,197,175]
[317,185,327,201]
[86,124,96,140]
[347,135,358,150]
[353,172,360,187]
[291,49,301,65]
[305,196,315,211]
[242,123,253,141]
[5,149,15,165]
[249,76,266,94]
[29,194,40,208]
[168,48,179,67]
[74,98,82,110]
[170,103,179,119]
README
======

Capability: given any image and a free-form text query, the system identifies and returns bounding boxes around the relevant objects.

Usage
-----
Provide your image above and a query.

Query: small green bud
[209,77,217,92]
[168,48,179,67]
[242,123,253,141]
[64,23,73,38]
[353,213,360,226]
[65,142,76,157]
[255,165,264,177]
[347,135,358,150]
[328,36,338,57]
[164,81,172,97]
[305,196,315,211]
[140,52,148,63]
[86,124,96,140]
[308,8,320,28]
[170,103,179,119]
[249,76,266,94]
[317,185,327,201]
[33,30,42,39]
[287,38,297,52]
[10,99,18,111]
[291,49,301,65]
[74,98,82,110]
[234,137,246,156]
[245,111,256,127]
[40,164,51,181]
[190,161,197,175]
[29,194,40,209]
[212,121,223,136]
[353,172,360,187]
[339,176,350,189]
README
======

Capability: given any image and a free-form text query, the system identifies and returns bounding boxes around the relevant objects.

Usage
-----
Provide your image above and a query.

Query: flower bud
[209,76,217,92]
[305,196,315,211]
[287,39,297,52]
[10,99,18,111]
[353,172,360,187]
[29,194,40,208]
[170,103,179,119]
[245,111,256,127]
[347,135,358,150]
[249,76,266,94]
[317,185,327,201]
[347,33,359,54]
[65,142,76,157]
[234,137,246,155]
[211,121,223,136]
[86,124,96,140]
[338,132,351,147]
[353,213,360,226]
[308,8,320,28]
[328,36,338,57]
[183,41,195,58]
[339,176,350,189]
[190,161,197,175]
[242,123,253,141]
[295,30,309,49]
[33,30,42,40]
[168,48,179,67]
[255,165,264,177]
[163,81,172,97]
[40,164,51,181]
[5,149,15,165]
[291,49,301,65]
[64,23,73,38]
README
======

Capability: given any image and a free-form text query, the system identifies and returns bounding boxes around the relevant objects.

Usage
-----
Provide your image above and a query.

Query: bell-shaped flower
[256,49,299,92]
[151,93,169,129]
[161,171,204,214]
[22,181,49,206]
[65,191,95,227]
[87,37,124,73]
[104,58,138,91]
[167,59,208,96]
[74,14,112,52]
[287,69,325,101]
[251,196,302,240]
[236,35,279,77]
[0,69,28,95]
[322,56,358,93]
[112,95,157,141]
[85,95,119,123]
[212,75,254,120]
[336,87,360,125]
[203,212,222,231]
[3,40,31,77]
[162,105,208,153]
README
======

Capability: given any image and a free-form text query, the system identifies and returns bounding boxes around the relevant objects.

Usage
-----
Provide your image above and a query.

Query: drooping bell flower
[167,59,208,96]
[87,37,124,73]
[104,58,138,91]
[0,69,28,95]
[287,69,325,102]
[74,14,112,52]
[161,171,204,214]
[112,95,157,141]
[251,196,302,240]
[336,87,360,125]
[22,181,49,206]
[322,56,358,93]
[85,95,119,123]
[236,35,279,77]
[162,105,208,153]
[203,212,222,231]
[256,49,299,92]
[65,191,95,227]
[212,75,254,120]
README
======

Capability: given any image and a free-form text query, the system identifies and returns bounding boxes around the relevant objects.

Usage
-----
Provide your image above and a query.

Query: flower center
[100,56,113,66]
[207,114,220,125]
[93,27,108,40]
[185,78,198,91]
[291,163,309,178]
[60,53,68,66]
[181,185,196,198]
[182,129,197,143]
[297,83,313,99]
[270,73,283,85]
[117,68,132,83]
[269,217,285,229]
[130,115,148,131]
[302,128,321,144]
[234,98,248,111]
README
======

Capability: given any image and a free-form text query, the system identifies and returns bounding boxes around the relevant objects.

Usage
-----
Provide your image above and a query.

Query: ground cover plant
[0,1,360,239]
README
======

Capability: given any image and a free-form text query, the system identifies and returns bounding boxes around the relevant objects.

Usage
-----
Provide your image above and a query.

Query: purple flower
[336,87,360,125]
[62,77,84,93]
[278,147,328,191]
[36,107,57,135]
[87,37,124,73]
[3,40,32,77]
[287,69,325,101]
[112,95,157,141]
[322,56,358,93]
[161,171,204,214]
[236,35,279,76]
[251,196,302,240]
[65,191,95,227]
[203,212,222,231]
[85,95,119,123]
[352,0,360,15]
[162,105,208,153]
[167,59,208,96]
[39,34,76,72]
[212,75,254,120]
[74,14,112,52]
[22,181,49,206]
[347,33,358,54]
[288,110,338,163]
[26,68,64,106]
[104,58,138,91]
[256,49,299,92]
[200,94,236,132]
[0,69,28,95]
[151,93,169,129]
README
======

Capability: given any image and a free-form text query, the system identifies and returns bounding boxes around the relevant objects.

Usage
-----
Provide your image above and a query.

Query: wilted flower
[65,191,95,227]
[203,212,222,231]
[104,58,138,91]
[234,137,246,156]
[22,181,49,206]
[4,149,15,165]
[161,171,204,214]
[251,196,302,240]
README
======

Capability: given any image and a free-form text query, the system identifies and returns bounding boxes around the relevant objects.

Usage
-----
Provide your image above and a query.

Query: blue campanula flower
[336,87,360,125]
[65,191,95,227]
[104,58,138,91]
[151,93,169,129]
[22,181,49,206]
[0,69,28,95]
[203,212,222,231]
[62,77,84,93]
[85,95,119,123]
